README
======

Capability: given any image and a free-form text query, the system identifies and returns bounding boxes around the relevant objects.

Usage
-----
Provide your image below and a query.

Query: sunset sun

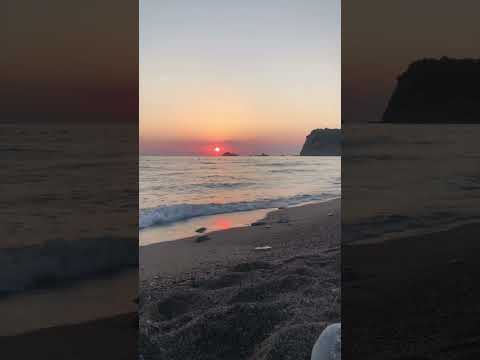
[214,146,221,153]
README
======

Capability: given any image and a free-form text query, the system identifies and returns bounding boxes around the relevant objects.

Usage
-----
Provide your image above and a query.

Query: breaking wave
[140,193,338,229]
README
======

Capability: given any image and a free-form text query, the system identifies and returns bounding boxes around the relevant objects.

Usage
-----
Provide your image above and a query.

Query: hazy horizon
[140,0,340,155]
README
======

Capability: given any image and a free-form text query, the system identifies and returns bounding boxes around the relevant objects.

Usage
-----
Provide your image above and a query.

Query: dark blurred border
[1,1,138,358]
[342,1,480,359]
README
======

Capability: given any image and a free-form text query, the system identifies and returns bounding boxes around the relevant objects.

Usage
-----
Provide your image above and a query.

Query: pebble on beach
[195,235,211,243]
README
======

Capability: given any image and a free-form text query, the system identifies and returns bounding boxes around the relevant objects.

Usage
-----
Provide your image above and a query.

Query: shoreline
[139,197,340,246]
[140,199,340,280]
[140,207,273,246]
[140,199,340,360]
[0,268,137,336]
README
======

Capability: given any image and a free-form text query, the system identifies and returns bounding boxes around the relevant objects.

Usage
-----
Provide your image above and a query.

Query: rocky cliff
[300,129,341,156]
[383,58,480,123]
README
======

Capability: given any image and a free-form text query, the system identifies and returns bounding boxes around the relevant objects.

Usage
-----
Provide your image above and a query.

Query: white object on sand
[311,323,341,360]
[254,246,272,251]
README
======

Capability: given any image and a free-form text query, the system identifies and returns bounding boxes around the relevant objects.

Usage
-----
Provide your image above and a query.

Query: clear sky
[140,0,340,155]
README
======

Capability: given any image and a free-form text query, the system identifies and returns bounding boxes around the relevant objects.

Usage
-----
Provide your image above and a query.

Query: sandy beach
[343,222,480,359]
[140,199,340,360]
[0,312,137,360]
[0,269,138,359]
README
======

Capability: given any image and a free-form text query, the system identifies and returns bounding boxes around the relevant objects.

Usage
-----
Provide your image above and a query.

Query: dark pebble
[195,235,211,243]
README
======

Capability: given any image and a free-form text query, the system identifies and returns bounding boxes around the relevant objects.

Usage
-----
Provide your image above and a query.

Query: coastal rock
[251,221,267,226]
[222,152,239,156]
[300,129,341,156]
[383,57,480,123]
[195,227,207,233]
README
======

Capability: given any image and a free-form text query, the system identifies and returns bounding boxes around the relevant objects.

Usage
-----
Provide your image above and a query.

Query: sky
[140,0,340,155]
[2,0,138,123]
[342,0,480,123]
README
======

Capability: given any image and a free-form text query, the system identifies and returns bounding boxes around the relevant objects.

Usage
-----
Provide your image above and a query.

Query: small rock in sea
[251,221,267,226]
[278,206,287,210]
[277,219,289,224]
[254,246,272,251]
[195,227,207,233]
[327,212,333,216]
[195,235,211,242]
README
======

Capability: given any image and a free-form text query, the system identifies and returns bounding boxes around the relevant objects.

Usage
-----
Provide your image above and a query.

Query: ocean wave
[140,193,338,229]
[193,182,256,189]
[1,237,137,293]
[269,169,316,173]
[255,161,305,167]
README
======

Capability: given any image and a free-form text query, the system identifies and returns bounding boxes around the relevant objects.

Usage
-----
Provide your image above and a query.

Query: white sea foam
[139,193,337,229]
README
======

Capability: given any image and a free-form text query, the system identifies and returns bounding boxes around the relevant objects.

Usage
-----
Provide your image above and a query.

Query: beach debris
[311,323,341,360]
[195,227,207,233]
[254,246,272,251]
[277,218,289,224]
[265,225,272,229]
[251,221,267,226]
[327,212,333,216]
[195,235,211,243]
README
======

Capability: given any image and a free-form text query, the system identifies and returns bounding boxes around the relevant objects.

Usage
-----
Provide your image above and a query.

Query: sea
[140,156,341,245]
[343,124,480,243]
[1,123,137,293]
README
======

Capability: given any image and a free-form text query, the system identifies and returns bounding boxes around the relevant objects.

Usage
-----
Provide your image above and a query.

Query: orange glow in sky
[139,0,340,155]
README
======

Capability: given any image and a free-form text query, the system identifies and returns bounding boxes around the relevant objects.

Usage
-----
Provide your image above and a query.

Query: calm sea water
[140,156,340,244]
[1,124,137,248]
[343,124,480,243]
[1,124,137,293]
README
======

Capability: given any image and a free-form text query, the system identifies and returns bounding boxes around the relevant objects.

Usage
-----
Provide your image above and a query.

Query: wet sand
[0,269,137,336]
[343,222,480,360]
[140,199,340,360]
[0,269,138,359]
